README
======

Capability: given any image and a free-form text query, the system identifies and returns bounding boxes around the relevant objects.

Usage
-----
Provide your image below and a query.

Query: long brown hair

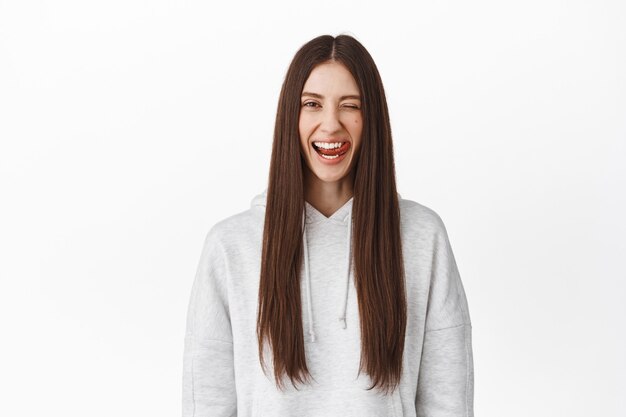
[256,34,406,396]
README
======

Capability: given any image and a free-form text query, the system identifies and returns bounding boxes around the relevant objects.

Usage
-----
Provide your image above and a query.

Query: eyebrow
[301,91,361,100]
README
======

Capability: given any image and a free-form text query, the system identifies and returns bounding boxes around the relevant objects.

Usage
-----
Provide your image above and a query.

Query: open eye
[302,101,320,108]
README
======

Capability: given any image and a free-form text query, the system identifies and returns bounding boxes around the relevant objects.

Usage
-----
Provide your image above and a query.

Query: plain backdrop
[1,1,625,416]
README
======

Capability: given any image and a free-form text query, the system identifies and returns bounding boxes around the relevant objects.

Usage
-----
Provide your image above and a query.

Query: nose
[320,106,342,134]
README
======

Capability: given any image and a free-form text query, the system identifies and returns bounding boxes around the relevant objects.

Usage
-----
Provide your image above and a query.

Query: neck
[303,169,354,218]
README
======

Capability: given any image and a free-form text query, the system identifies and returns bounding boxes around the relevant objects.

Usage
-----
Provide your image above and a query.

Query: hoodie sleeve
[182,226,237,417]
[416,214,474,417]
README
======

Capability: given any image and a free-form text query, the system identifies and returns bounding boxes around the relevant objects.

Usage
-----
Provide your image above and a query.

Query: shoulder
[209,208,259,237]
[399,196,449,240]
[201,205,264,257]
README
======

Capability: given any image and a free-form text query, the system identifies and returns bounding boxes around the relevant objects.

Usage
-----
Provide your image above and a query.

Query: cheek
[298,118,306,145]
[351,118,363,150]
[298,119,309,151]
[351,117,363,137]
[298,114,313,136]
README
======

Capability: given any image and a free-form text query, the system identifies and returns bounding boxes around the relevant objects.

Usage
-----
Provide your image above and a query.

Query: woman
[183,34,474,417]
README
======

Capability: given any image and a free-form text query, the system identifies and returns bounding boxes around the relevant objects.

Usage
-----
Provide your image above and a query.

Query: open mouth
[312,141,351,160]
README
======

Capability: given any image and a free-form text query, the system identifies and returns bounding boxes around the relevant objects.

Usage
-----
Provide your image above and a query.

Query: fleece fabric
[182,188,474,417]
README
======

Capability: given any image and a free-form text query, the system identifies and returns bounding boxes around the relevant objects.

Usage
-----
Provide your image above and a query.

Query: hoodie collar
[250,187,401,343]
[302,199,353,342]
[304,197,353,225]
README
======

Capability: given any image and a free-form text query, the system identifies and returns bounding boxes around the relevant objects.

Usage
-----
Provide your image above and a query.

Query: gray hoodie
[182,188,474,417]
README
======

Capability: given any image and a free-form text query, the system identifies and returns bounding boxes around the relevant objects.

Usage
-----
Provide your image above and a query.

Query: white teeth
[320,153,340,159]
[314,141,344,149]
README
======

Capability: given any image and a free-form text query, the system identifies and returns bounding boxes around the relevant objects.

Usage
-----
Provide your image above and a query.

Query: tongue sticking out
[316,142,350,156]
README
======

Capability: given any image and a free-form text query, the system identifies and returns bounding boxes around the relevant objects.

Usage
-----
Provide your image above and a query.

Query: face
[298,61,363,184]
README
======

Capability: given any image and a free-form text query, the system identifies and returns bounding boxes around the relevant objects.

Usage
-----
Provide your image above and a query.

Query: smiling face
[299,61,363,184]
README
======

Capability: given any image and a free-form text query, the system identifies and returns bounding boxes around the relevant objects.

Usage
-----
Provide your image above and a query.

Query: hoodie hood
[250,187,401,342]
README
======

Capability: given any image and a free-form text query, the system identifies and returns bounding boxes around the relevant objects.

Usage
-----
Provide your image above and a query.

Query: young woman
[183,34,474,417]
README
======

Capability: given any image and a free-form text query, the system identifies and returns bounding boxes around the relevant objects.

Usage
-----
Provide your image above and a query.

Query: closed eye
[302,102,360,110]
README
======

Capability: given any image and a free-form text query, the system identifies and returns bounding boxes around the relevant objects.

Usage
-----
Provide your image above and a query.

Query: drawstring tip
[339,317,347,329]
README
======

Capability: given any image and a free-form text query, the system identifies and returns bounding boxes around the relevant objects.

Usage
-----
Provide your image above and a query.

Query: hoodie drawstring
[338,210,352,329]
[302,207,353,343]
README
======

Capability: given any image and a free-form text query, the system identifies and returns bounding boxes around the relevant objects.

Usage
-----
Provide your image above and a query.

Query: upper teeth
[314,142,344,149]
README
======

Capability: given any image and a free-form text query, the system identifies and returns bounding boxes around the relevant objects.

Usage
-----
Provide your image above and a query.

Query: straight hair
[256,34,407,396]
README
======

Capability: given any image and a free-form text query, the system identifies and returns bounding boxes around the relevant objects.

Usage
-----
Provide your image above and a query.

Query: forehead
[302,62,360,96]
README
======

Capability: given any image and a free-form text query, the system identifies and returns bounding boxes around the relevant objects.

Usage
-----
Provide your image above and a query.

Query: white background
[1,1,624,416]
